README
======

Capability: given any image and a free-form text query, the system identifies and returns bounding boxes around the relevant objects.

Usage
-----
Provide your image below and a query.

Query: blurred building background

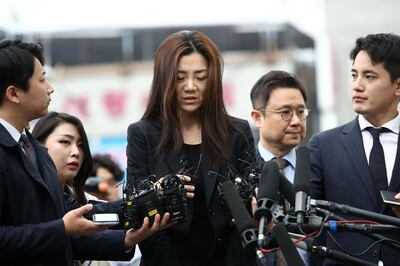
[1,0,399,168]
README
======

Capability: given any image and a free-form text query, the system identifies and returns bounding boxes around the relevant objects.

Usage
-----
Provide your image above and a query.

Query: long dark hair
[143,30,232,166]
[32,112,92,205]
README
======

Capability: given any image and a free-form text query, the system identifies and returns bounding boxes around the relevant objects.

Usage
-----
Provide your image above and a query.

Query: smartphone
[380,190,400,206]
[92,213,119,225]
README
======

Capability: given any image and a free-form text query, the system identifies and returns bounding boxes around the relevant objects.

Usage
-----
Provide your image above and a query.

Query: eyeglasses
[258,108,310,121]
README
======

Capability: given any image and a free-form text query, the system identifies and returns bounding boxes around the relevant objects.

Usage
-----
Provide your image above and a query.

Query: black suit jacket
[308,117,400,265]
[0,125,133,266]
[127,116,256,266]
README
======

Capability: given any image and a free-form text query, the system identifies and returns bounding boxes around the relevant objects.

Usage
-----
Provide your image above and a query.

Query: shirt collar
[0,118,27,143]
[358,113,400,134]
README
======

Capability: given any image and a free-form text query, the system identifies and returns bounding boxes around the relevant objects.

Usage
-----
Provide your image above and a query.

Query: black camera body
[123,174,187,229]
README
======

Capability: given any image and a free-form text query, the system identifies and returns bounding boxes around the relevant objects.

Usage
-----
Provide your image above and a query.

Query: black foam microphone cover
[255,161,280,221]
[221,181,256,233]
[293,146,311,195]
[278,173,295,206]
[273,223,305,266]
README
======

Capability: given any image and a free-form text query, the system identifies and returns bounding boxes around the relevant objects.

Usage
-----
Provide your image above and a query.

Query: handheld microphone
[220,181,267,266]
[293,146,311,226]
[278,172,295,206]
[273,223,305,266]
[254,161,280,247]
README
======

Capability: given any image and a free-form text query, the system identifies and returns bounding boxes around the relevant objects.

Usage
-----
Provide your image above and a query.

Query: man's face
[252,88,307,156]
[19,58,54,120]
[351,50,400,126]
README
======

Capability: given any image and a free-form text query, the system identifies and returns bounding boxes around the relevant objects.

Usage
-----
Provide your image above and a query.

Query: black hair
[0,40,44,104]
[91,154,124,182]
[250,70,307,110]
[350,33,400,82]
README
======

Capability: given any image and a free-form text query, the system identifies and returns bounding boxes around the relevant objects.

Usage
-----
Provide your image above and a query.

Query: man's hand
[392,193,400,217]
[63,204,109,236]
[123,212,174,250]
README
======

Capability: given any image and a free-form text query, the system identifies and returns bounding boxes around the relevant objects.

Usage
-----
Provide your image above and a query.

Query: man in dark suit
[308,33,400,265]
[0,40,168,265]
[250,70,310,265]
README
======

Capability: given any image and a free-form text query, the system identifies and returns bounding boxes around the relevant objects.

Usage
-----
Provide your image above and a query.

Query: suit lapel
[204,161,218,207]
[35,144,65,216]
[29,133,65,216]
[341,118,380,211]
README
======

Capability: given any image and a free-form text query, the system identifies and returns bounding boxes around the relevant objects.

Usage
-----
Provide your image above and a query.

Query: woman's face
[176,52,208,116]
[44,122,84,187]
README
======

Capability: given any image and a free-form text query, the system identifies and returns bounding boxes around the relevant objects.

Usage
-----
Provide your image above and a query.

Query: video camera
[85,176,109,194]
[122,174,187,229]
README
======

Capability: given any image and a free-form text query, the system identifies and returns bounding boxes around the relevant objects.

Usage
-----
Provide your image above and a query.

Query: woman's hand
[123,212,175,250]
[155,174,195,199]
[178,175,195,198]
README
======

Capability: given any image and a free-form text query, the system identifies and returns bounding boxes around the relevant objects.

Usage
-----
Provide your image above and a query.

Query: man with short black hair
[0,40,169,265]
[309,33,400,265]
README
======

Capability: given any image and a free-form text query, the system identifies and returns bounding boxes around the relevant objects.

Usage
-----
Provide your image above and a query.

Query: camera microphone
[85,176,109,194]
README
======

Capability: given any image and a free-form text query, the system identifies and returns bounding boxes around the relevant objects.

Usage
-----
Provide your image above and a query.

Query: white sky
[0,0,325,38]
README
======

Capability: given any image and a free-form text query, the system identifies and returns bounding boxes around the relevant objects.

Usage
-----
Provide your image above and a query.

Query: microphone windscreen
[257,161,280,201]
[273,223,305,266]
[279,173,295,206]
[221,181,256,233]
[293,146,311,194]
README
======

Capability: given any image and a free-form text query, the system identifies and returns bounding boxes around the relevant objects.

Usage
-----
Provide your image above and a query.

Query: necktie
[366,127,389,207]
[275,157,289,176]
[19,134,40,175]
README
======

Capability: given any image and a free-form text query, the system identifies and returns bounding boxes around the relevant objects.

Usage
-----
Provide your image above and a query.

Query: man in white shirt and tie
[250,70,310,265]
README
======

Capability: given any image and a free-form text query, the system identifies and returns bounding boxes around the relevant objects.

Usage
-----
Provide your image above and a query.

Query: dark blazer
[0,125,133,266]
[308,117,400,265]
[127,116,256,266]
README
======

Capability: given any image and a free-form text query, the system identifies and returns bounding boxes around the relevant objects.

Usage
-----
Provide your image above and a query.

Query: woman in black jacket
[127,30,256,266]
